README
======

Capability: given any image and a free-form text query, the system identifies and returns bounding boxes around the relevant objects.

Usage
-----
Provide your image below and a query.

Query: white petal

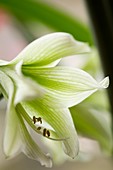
[42,132,67,164]
[0,60,9,66]
[4,106,21,158]
[16,108,52,168]
[23,66,109,108]
[22,100,79,158]
[10,32,90,66]
[0,70,21,157]
[0,69,52,166]
[3,62,44,105]
[98,77,109,89]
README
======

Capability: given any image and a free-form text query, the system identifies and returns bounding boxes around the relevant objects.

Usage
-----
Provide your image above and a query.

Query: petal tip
[99,76,109,89]
[62,138,79,159]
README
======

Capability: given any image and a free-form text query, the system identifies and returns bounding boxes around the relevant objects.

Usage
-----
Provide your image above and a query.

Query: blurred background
[0,0,113,169]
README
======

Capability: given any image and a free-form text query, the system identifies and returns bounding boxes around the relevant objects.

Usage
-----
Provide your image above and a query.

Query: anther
[43,128,47,137]
[33,116,36,124]
[36,117,42,124]
[33,116,42,124]
[46,130,50,137]
[43,128,50,137]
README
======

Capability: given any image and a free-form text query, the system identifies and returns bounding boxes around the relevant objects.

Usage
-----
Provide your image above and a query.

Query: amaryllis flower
[0,33,109,167]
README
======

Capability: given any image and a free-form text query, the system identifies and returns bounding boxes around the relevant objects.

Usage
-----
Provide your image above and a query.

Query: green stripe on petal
[23,66,109,108]
[21,99,79,158]
[10,33,90,66]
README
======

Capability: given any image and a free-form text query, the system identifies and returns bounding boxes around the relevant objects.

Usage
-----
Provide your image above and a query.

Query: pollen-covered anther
[43,128,50,137]
[32,116,42,124]
[46,130,50,137]
[33,116,36,124]
[36,117,42,124]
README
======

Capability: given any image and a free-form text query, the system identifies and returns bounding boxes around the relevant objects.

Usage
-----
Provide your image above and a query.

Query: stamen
[32,115,67,140]
[36,117,42,124]
[46,130,50,137]
[33,116,36,124]
[32,116,42,124]
[43,128,50,137]
[43,128,47,137]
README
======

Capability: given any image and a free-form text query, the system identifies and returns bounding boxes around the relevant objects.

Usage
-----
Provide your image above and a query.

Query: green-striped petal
[0,70,21,157]
[4,105,21,158]
[10,33,90,66]
[21,99,79,158]
[0,69,52,167]
[15,107,52,167]
[23,66,109,108]
[3,62,44,105]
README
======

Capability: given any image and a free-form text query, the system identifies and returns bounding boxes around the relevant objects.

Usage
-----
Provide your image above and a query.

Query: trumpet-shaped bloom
[0,33,109,167]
